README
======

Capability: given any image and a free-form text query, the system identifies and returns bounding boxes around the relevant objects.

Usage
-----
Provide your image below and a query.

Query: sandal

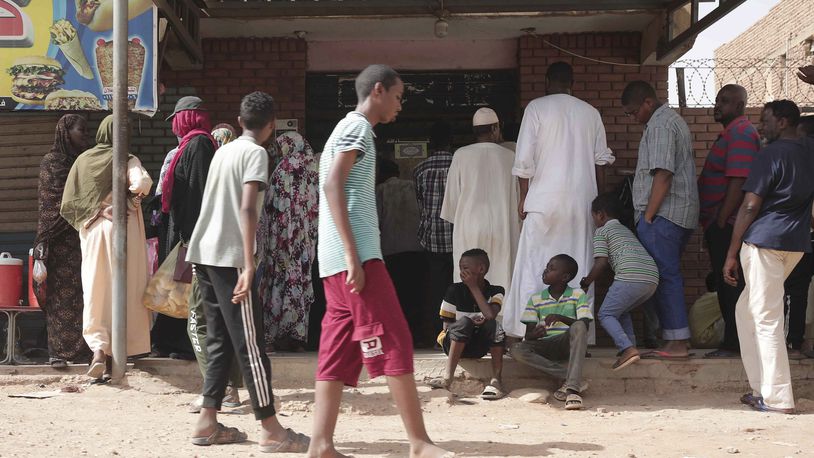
[553,381,589,402]
[258,428,310,453]
[740,393,762,407]
[191,423,248,446]
[640,350,691,360]
[50,358,68,369]
[480,380,506,400]
[564,393,583,410]
[427,377,451,390]
[87,360,105,379]
[749,398,795,415]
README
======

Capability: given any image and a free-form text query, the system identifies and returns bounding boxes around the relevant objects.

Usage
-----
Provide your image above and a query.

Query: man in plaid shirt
[414,121,454,346]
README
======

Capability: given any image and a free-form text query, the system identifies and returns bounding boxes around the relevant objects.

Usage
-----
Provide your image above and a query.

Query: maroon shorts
[316,259,414,386]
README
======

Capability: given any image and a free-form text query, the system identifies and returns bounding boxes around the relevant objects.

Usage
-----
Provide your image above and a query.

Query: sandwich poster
[0,0,157,115]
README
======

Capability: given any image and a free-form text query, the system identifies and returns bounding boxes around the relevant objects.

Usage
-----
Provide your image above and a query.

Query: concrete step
[2,349,812,398]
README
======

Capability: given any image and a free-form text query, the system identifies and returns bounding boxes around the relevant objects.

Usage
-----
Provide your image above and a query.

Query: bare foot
[659,340,689,357]
[307,443,351,457]
[411,441,452,458]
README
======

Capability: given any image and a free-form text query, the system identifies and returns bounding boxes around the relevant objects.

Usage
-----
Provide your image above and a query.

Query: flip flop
[749,398,795,415]
[191,423,248,446]
[640,350,691,360]
[740,392,762,407]
[258,428,310,453]
[554,381,589,402]
[480,383,506,400]
[704,349,739,359]
[86,360,105,379]
[564,393,583,410]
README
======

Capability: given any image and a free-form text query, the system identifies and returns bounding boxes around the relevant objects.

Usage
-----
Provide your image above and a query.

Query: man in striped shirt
[698,85,760,359]
[511,254,592,410]
[581,193,659,371]
[311,64,450,458]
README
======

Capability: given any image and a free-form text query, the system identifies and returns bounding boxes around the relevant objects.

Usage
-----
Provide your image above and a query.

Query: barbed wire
[671,58,814,108]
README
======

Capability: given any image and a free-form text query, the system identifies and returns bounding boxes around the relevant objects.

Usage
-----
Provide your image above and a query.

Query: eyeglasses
[624,105,642,118]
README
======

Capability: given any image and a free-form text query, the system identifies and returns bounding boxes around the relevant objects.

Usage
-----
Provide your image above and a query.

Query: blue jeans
[637,216,693,341]
[598,280,658,351]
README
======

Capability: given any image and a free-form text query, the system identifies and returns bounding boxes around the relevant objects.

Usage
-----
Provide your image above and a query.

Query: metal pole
[111,0,129,382]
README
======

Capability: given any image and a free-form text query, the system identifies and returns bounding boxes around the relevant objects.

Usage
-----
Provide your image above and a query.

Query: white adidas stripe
[238,268,271,407]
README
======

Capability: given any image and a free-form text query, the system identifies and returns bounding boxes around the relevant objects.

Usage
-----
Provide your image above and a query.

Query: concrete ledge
[2,350,812,398]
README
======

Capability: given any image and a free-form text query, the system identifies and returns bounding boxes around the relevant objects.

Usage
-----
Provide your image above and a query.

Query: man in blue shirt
[724,100,814,414]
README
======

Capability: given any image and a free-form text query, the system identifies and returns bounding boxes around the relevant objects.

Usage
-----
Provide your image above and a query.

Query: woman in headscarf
[211,123,237,147]
[33,114,92,368]
[61,115,153,378]
[256,131,319,352]
[150,107,218,360]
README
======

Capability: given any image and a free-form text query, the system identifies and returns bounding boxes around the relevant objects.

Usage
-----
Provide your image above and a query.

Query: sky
[668,0,781,105]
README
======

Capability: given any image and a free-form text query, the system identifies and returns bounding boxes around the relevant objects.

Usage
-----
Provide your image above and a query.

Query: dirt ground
[0,370,812,458]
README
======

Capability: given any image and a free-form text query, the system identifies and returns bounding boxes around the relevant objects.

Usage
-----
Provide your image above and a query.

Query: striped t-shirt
[697,115,760,229]
[318,111,381,278]
[521,287,592,339]
[593,219,659,285]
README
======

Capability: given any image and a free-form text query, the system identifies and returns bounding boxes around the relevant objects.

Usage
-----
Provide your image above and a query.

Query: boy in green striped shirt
[580,193,659,371]
[511,254,592,410]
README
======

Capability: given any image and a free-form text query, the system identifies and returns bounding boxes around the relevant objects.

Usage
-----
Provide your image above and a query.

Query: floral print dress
[256,132,319,347]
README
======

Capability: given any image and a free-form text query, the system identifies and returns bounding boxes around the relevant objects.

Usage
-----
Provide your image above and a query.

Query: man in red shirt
[697,84,760,358]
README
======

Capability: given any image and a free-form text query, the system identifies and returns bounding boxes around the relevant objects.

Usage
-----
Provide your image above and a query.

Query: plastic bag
[142,243,191,319]
[33,259,47,283]
[146,237,159,276]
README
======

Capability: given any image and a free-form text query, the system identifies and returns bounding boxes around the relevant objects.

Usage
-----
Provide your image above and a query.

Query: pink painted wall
[307,39,518,72]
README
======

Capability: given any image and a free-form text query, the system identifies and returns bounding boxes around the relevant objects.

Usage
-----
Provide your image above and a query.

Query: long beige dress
[80,157,152,356]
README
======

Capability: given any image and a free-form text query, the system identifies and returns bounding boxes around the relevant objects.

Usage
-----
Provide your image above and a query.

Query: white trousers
[737,243,801,409]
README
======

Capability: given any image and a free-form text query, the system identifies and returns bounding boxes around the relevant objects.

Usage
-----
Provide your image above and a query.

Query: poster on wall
[0,0,157,114]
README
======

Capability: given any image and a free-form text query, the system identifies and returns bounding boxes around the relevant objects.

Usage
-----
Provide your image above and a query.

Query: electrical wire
[524,30,642,68]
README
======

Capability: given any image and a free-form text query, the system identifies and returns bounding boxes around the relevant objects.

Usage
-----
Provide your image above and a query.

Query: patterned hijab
[34,114,86,250]
[212,123,237,147]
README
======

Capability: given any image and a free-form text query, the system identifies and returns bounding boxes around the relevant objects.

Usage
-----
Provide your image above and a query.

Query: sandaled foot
[740,392,762,407]
[427,377,451,390]
[223,385,241,408]
[564,393,583,410]
[191,423,248,446]
[749,398,795,414]
[259,428,310,453]
[87,360,105,379]
[787,349,806,360]
[480,379,506,400]
[553,381,589,402]
[50,358,67,369]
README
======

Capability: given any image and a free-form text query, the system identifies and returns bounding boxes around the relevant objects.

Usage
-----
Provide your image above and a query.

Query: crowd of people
[27,61,814,455]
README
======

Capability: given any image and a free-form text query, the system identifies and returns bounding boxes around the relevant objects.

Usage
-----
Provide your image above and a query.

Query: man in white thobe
[441,107,520,291]
[502,62,615,340]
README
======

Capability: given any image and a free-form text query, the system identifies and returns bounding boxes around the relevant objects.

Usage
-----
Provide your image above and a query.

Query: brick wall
[715,0,814,61]
[120,37,308,179]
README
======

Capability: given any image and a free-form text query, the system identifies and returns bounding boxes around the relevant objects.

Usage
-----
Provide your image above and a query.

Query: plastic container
[28,248,40,308]
[0,252,23,307]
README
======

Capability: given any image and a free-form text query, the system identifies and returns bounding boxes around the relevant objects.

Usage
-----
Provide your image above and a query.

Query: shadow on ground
[337,439,603,457]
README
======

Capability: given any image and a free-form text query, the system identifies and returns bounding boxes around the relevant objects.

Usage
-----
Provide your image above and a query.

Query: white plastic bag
[33,259,47,283]
[142,243,191,319]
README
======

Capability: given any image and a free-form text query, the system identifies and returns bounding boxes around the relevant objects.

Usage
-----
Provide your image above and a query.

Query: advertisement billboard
[0,0,157,114]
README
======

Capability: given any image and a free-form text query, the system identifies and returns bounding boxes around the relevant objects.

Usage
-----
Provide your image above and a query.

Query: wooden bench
[0,306,43,364]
